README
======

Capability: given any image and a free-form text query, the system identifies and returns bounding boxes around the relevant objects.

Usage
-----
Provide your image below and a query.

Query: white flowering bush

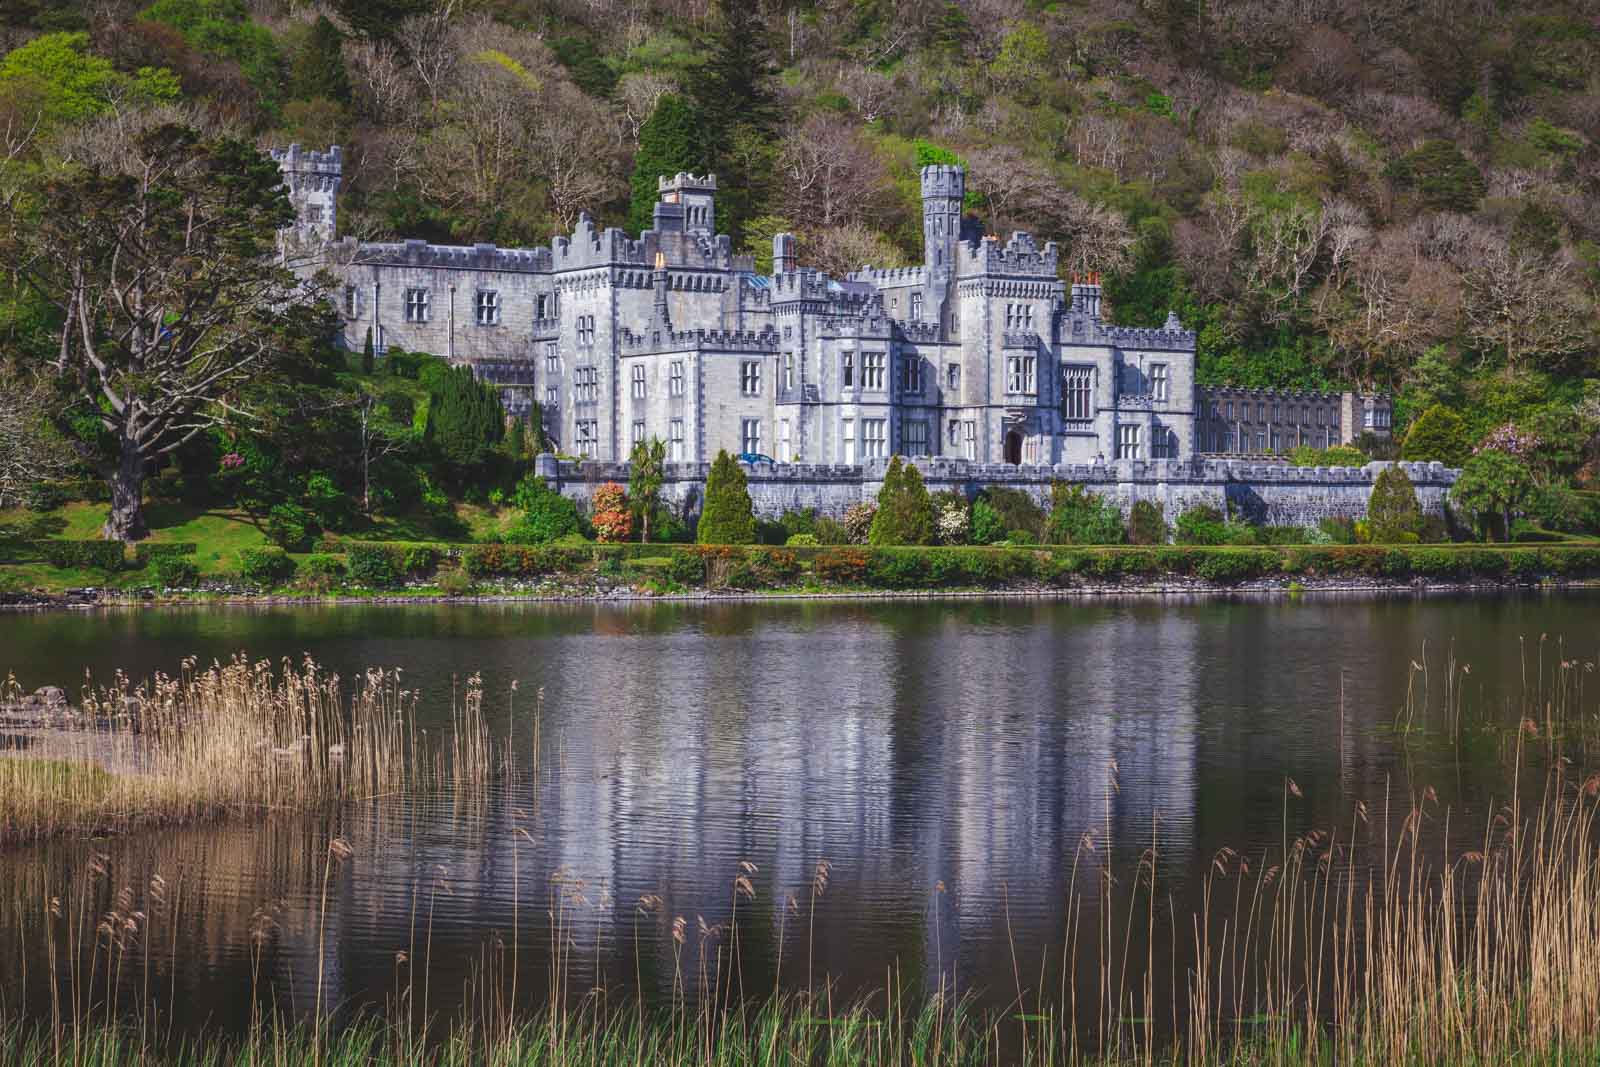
[936,501,970,545]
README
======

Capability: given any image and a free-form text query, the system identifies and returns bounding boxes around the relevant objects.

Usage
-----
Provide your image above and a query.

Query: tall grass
[0,657,506,847]
[6,644,1600,1064]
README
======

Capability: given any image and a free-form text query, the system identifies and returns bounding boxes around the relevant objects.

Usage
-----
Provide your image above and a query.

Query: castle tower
[920,164,964,272]
[269,144,341,243]
[772,232,797,275]
[657,172,717,234]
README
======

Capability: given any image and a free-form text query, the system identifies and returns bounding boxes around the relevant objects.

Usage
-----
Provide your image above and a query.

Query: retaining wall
[536,456,1458,528]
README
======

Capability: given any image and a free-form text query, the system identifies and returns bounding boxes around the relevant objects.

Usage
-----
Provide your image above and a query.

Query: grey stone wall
[535,455,1457,529]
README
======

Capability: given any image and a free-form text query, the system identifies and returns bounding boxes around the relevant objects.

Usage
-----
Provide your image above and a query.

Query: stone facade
[274,145,1392,467]
[1193,385,1393,456]
[541,455,1457,531]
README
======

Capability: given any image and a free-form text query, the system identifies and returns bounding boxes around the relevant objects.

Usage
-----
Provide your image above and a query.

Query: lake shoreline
[2,573,1595,612]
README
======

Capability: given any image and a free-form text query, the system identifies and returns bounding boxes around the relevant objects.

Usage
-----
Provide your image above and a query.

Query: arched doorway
[1003,430,1023,464]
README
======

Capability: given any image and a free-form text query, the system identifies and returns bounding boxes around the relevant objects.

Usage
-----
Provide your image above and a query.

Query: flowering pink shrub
[220,453,246,470]
[1475,424,1539,457]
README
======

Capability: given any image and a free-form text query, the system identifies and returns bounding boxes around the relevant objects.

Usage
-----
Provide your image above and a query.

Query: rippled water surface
[0,593,1595,1035]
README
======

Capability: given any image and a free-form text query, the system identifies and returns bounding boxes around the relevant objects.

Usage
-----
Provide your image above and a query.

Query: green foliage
[785,533,819,547]
[35,540,125,571]
[346,544,401,587]
[1401,406,1473,467]
[628,437,667,542]
[979,487,1046,541]
[1174,505,1228,546]
[1367,466,1423,543]
[1047,483,1125,545]
[238,546,296,585]
[298,553,346,590]
[140,0,282,106]
[264,502,315,551]
[1385,140,1485,212]
[550,35,617,98]
[507,475,580,544]
[152,555,200,589]
[361,328,375,375]
[629,94,705,233]
[1128,500,1169,545]
[328,0,431,41]
[1452,450,1537,540]
[133,542,197,566]
[970,498,1005,545]
[290,16,350,103]
[698,450,756,544]
[1290,445,1366,467]
[424,364,504,485]
[0,32,174,125]
[869,457,936,545]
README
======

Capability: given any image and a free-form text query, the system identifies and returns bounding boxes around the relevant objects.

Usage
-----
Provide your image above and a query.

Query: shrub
[780,508,818,540]
[842,501,877,544]
[1174,505,1227,545]
[699,450,756,544]
[1368,465,1423,543]
[932,491,970,545]
[814,547,869,584]
[1401,406,1472,466]
[134,542,197,567]
[1127,500,1168,545]
[755,518,789,545]
[667,549,707,585]
[785,533,819,547]
[238,547,297,586]
[870,457,936,545]
[1047,483,1125,545]
[590,482,633,543]
[867,548,933,588]
[152,556,200,589]
[813,515,851,545]
[981,487,1046,541]
[970,499,1005,544]
[1452,450,1536,541]
[299,553,346,591]
[508,475,581,544]
[36,540,125,571]
[1318,516,1358,544]
[1195,549,1273,584]
[347,544,403,588]
[264,502,316,551]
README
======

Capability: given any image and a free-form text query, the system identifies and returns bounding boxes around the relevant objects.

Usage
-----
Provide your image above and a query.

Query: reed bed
[0,657,504,847]
[6,642,1600,1065]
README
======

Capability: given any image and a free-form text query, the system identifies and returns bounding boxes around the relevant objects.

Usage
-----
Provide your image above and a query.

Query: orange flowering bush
[591,482,633,542]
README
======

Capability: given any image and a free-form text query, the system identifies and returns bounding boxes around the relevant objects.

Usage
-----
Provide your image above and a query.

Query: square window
[475,290,501,326]
[863,353,885,390]
[404,288,429,323]
[1117,424,1141,460]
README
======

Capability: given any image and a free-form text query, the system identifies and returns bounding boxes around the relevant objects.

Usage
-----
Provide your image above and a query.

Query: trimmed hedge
[239,547,298,585]
[346,542,442,588]
[135,542,198,567]
[34,540,126,571]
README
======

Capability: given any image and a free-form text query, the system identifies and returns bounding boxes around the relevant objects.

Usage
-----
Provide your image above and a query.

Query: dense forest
[1,0,1598,545]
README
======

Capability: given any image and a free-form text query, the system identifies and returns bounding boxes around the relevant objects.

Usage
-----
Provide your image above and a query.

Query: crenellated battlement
[349,238,552,273]
[965,231,1060,277]
[849,265,927,287]
[617,325,779,355]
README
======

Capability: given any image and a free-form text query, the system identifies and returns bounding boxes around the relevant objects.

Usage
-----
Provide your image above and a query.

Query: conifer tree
[688,0,778,241]
[629,94,705,234]
[1401,405,1472,467]
[361,326,374,374]
[291,16,351,103]
[1367,465,1423,542]
[425,365,503,483]
[504,416,526,461]
[869,456,935,545]
[698,449,755,544]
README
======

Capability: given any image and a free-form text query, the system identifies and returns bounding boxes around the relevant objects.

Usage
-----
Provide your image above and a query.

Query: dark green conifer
[424,365,503,482]
[698,450,755,544]
[361,326,374,374]
[291,16,351,103]
[629,94,706,234]
[869,456,935,545]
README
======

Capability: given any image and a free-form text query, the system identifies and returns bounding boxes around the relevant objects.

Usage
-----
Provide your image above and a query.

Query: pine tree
[504,417,526,461]
[291,16,351,103]
[688,0,778,242]
[1367,465,1422,543]
[629,94,705,234]
[361,326,374,374]
[698,450,755,544]
[425,365,504,484]
[869,456,936,545]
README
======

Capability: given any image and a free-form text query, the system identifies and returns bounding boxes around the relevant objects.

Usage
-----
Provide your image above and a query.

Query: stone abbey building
[272,144,1389,466]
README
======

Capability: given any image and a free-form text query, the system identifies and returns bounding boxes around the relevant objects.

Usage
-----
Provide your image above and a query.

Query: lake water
[0,593,1595,1040]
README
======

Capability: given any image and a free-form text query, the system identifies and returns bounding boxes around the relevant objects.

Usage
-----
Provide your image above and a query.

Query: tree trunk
[103,445,149,541]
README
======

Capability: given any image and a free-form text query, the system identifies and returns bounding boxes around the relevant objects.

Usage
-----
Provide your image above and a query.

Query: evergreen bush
[1401,406,1472,466]
[1127,500,1168,545]
[152,555,200,589]
[506,475,581,544]
[238,547,297,585]
[1174,505,1228,545]
[697,450,756,544]
[869,457,936,545]
[1047,483,1125,545]
[1367,465,1423,543]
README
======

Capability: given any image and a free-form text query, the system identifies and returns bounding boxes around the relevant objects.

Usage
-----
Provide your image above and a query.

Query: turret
[1070,273,1103,320]
[657,172,717,235]
[773,232,797,275]
[920,164,964,273]
[269,144,341,242]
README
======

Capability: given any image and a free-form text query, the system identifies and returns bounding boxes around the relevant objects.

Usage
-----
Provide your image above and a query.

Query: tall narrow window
[669,418,685,460]
[1150,363,1169,402]
[343,285,359,318]
[669,361,685,397]
[862,419,887,458]
[630,364,645,400]
[741,419,762,455]
[948,420,960,447]
[475,290,501,326]
[544,344,559,374]
[1117,424,1142,460]
[901,355,923,394]
[946,364,960,393]
[783,352,794,390]
[404,288,429,323]
[909,292,923,321]
[741,361,761,396]
[778,419,791,461]
[841,352,854,388]
[1006,355,1036,395]
[1062,366,1093,421]
[841,419,855,463]
[632,420,645,447]
[962,421,976,460]
[863,352,885,390]
[903,420,928,456]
